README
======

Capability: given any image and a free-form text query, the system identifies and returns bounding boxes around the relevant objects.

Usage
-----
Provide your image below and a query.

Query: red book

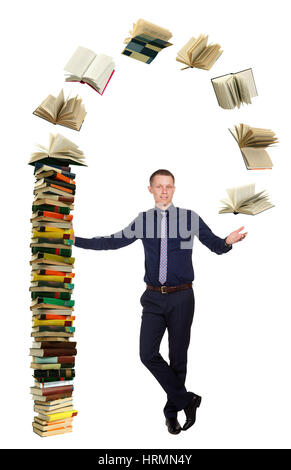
[39,270,74,277]
[35,385,73,396]
[33,392,73,402]
[40,211,73,221]
[50,183,74,194]
[33,349,77,357]
[55,173,76,185]
[33,342,77,349]
[69,69,115,95]
[55,356,75,364]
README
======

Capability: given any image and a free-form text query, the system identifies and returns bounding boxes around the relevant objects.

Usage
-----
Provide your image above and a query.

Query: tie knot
[161,211,166,216]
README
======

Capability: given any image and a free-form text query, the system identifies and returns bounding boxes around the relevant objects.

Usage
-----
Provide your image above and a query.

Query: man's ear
[148,185,153,194]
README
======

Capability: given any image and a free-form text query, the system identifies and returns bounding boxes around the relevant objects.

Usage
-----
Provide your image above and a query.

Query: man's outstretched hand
[225,226,248,245]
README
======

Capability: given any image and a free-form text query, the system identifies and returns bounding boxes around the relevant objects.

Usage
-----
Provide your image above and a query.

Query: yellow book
[32,274,73,282]
[31,253,75,265]
[32,229,73,239]
[39,410,78,421]
[30,363,62,369]
[33,319,74,327]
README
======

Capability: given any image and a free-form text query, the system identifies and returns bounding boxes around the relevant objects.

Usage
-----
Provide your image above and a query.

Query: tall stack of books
[29,133,87,437]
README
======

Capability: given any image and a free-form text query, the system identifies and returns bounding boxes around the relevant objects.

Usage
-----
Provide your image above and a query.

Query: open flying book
[176,34,222,70]
[211,68,257,109]
[29,134,87,167]
[64,46,115,94]
[122,18,172,64]
[229,124,278,170]
[219,183,274,215]
[33,89,86,131]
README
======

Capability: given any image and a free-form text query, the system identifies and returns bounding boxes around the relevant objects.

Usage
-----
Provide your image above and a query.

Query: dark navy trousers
[139,287,195,418]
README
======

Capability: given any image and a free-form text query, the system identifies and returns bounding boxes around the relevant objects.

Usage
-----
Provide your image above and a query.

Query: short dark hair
[149,169,175,186]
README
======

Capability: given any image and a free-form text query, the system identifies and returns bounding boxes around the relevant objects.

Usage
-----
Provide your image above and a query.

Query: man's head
[148,169,176,209]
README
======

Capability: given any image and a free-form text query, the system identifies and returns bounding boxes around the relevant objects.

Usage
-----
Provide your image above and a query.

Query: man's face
[148,175,176,207]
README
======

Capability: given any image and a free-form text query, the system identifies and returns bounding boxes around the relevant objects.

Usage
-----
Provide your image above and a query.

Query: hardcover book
[64,46,115,94]
[211,68,257,109]
[30,348,77,357]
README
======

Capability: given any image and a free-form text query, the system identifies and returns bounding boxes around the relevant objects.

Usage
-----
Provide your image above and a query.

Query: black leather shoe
[165,417,182,435]
[182,395,202,431]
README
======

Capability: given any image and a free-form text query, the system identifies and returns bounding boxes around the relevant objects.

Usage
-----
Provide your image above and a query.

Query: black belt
[146,283,192,294]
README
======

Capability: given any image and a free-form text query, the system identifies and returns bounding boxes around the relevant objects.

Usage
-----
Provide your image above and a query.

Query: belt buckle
[161,286,168,294]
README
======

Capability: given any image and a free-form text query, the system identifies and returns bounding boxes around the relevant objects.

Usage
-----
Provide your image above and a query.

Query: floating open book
[122,18,172,64]
[211,68,257,109]
[229,124,278,170]
[64,46,115,94]
[176,34,222,70]
[29,134,87,167]
[33,90,86,131]
[219,183,274,215]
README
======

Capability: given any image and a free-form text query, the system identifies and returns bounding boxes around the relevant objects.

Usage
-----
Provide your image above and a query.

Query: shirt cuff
[223,237,232,252]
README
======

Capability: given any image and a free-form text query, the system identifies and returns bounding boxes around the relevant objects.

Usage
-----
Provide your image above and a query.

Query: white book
[219,183,274,215]
[64,46,114,94]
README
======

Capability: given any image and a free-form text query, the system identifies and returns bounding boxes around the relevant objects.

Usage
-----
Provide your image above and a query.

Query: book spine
[31,247,72,257]
[31,237,73,245]
[32,204,71,214]
[33,162,71,174]
[37,379,74,388]
[54,173,76,186]
[31,281,74,289]
[31,292,72,300]
[32,252,74,264]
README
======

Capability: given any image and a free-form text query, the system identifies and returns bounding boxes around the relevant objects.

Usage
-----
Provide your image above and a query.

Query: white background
[1,0,290,449]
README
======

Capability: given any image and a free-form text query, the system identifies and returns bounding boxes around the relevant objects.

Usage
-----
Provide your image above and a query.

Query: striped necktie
[158,211,167,285]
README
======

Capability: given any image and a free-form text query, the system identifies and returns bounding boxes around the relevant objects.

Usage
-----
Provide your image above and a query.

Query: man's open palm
[226,226,247,245]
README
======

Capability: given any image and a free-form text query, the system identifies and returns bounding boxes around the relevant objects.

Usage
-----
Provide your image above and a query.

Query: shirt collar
[155,203,175,215]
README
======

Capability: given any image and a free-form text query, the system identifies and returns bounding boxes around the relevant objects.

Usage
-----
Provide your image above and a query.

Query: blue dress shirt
[74,203,232,287]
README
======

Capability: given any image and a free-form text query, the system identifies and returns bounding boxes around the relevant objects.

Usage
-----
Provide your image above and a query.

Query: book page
[64,46,96,78]
[245,127,278,147]
[189,35,208,63]
[241,148,273,168]
[235,76,251,104]
[49,134,79,155]
[212,75,234,109]
[55,89,65,116]
[84,54,114,84]
[37,95,57,119]
[227,184,255,208]
[226,76,241,108]
[177,37,195,63]
[59,96,77,117]
[194,44,222,70]
[219,198,234,212]
[235,69,257,98]
[133,18,172,41]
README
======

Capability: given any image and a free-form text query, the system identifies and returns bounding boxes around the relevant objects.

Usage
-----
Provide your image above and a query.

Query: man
[73,169,247,434]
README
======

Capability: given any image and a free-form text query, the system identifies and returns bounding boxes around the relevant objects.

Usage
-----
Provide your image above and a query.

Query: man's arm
[74,214,141,250]
[196,215,233,255]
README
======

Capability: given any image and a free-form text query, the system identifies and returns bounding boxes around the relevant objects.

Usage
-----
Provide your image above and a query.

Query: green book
[33,297,75,307]
[31,292,72,300]
[32,204,71,214]
[31,246,72,257]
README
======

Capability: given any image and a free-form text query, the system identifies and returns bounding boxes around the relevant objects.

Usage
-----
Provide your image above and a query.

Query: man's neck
[155,202,173,211]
